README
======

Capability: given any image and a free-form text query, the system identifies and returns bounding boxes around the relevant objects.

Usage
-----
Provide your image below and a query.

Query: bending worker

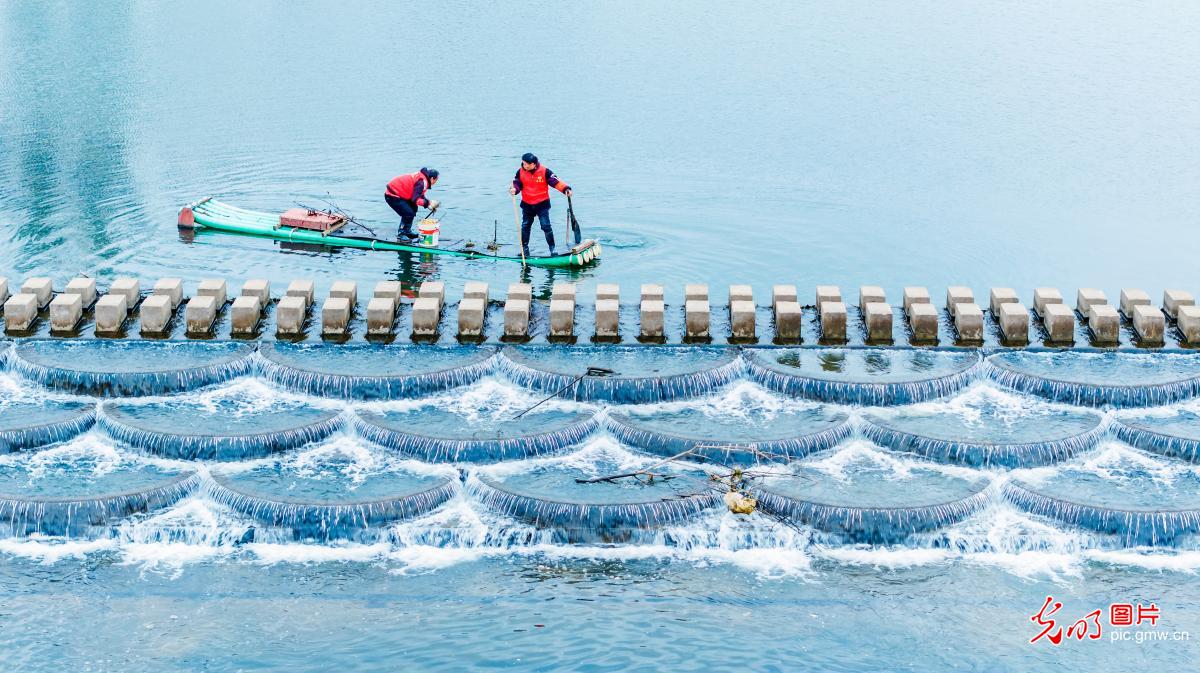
[385,167,439,242]
[509,153,572,256]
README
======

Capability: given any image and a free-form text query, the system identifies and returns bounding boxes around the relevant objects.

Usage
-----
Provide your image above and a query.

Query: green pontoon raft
[178,198,601,268]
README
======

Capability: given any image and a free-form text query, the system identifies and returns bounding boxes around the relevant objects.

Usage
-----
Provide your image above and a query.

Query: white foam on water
[872,381,1079,425]
[1016,439,1199,488]
[799,437,988,483]
[964,550,1083,581]
[0,536,117,563]
[619,379,830,420]
[354,375,590,419]
[1085,549,1200,572]
[11,430,128,478]
[386,545,496,574]
[247,541,393,565]
[474,433,663,479]
[121,541,232,577]
[818,546,951,568]
[113,376,345,415]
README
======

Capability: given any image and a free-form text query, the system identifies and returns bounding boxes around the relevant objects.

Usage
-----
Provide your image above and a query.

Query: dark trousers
[520,200,555,254]
[386,195,418,238]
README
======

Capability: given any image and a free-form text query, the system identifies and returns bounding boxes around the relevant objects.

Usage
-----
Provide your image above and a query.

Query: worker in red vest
[385,168,439,242]
[509,153,572,256]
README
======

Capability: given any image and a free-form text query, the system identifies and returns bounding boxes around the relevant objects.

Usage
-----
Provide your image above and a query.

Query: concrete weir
[3,275,1200,350]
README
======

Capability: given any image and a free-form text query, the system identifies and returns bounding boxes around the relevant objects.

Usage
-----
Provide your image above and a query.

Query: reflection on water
[2,2,1198,295]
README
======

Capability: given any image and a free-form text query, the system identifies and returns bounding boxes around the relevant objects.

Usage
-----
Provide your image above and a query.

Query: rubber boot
[545,230,556,257]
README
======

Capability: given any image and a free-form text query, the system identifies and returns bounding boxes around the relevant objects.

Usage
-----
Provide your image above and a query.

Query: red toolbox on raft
[278,208,345,233]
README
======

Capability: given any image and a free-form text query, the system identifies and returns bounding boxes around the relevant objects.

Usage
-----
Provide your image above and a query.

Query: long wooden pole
[511,194,526,267]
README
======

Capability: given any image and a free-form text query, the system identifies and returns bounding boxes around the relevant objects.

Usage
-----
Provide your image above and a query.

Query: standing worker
[385,167,439,243]
[509,153,572,257]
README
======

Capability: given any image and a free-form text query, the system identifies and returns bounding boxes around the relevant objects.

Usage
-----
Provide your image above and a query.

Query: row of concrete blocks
[5,276,1200,345]
[507,283,785,341]
[0,276,185,334]
[810,285,1196,345]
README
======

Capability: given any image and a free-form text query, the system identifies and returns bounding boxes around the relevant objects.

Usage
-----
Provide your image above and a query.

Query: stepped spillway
[746,348,979,405]
[259,342,496,399]
[101,398,344,460]
[10,340,254,396]
[498,346,742,403]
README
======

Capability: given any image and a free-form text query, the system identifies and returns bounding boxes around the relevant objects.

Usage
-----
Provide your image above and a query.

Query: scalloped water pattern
[745,456,991,543]
[206,474,457,541]
[861,410,1105,468]
[1112,412,1200,463]
[498,346,743,402]
[100,402,345,460]
[11,340,255,396]
[985,352,1200,407]
[354,408,599,463]
[466,472,720,541]
[752,481,991,543]
[1002,480,1200,546]
[259,343,496,399]
[5,343,1200,547]
[607,409,852,465]
[0,401,96,453]
[0,471,200,537]
[745,349,980,405]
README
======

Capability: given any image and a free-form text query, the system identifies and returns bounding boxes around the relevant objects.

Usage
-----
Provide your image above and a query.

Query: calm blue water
[5,1,1200,670]
[1,1,1198,302]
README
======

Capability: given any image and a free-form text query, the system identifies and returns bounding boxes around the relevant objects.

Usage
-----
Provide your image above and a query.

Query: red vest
[518,165,554,204]
[386,172,427,200]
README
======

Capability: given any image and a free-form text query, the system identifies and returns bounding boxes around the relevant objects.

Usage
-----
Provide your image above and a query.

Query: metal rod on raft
[511,194,526,267]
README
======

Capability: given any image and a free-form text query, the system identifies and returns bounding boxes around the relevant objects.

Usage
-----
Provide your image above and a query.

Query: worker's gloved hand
[427,200,440,211]
[509,187,517,196]
[565,188,573,196]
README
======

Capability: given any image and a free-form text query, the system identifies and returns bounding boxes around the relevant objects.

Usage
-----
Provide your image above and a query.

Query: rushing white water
[1,347,1200,580]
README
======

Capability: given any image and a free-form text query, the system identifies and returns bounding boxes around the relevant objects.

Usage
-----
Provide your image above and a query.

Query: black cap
[421,167,439,180]
[521,153,538,165]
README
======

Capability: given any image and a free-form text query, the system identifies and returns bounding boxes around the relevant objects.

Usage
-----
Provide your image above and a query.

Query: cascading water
[0,401,96,453]
[1111,408,1200,463]
[257,342,497,399]
[985,351,1200,407]
[0,439,201,537]
[605,382,852,465]
[100,398,345,460]
[860,385,1106,467]
[745,348,980,405]
[204,439,459,541]
[465,442,722,542]
[1,343,1199,578]
[497,345,743,403]
[1002,443,1200,546]
[746,441,993,543]
[9,340,255,396]
[354,408,600,463]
